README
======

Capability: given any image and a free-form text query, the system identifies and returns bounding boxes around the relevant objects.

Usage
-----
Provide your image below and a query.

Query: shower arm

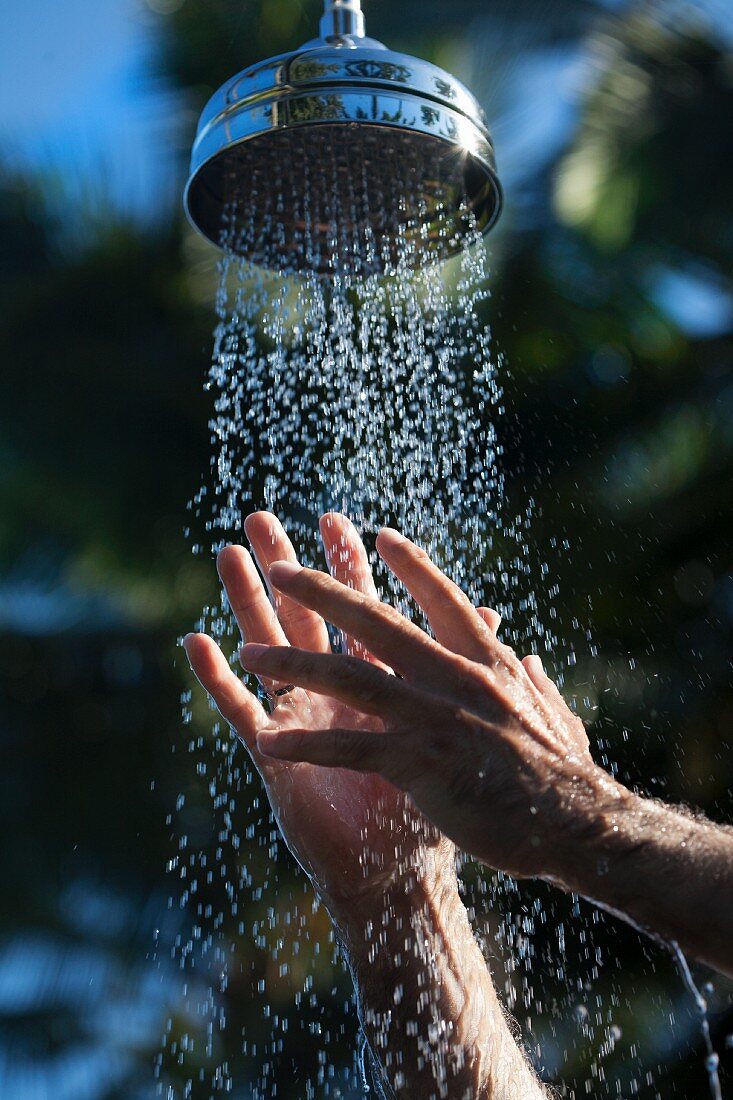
[320,0,366,39]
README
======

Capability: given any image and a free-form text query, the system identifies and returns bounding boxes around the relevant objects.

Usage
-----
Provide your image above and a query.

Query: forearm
[552,777,733,977]
[336,870,547,1099]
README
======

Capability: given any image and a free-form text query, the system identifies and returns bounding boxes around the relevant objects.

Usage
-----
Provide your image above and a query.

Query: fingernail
[479,608,502,631]
[269,560,301,586]
[241,643,269,663]
[525,654,545,675]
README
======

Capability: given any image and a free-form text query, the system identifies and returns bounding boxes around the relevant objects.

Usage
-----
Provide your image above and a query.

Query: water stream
[158,140,723,1098]
[671,942,723,1100]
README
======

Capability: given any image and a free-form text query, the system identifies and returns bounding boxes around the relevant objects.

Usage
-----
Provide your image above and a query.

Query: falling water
[156,133,722,1098]
[671,943,723,1100]
[201,133,536,619]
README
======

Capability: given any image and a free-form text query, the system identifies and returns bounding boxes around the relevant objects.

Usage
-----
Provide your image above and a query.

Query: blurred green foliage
[1,0,732,1097]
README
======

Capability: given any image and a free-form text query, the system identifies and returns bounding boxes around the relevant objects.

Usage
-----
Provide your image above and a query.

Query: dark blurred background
[2,0,732,1096]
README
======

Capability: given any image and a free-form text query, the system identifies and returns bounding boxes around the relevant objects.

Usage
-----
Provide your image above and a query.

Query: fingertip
[182,633,197,665]
[240,642,270,664]
[216,543,251,575]
[477,607,502,633]
[182,631,207,655]
[244,510,276,537]
[320,511,357,544]
[182,632,223,686]
[376,527,406,556]
[256,729,287,758]
[269,559,302,588]
[320,512,342,544]
[523,654,545,679]
[319,510,341,530]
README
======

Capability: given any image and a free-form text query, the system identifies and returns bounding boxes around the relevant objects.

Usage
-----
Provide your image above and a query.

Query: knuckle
[207,677,228,702]
[450,658,492,700]
[230,589,263,617]
[380,743,414,786]
[286,729,308,754]
[274,647,308,677]
[445,759,479,804]
[375,598,398,622]
[496,642,521,670]
[385,728,441,787]
[338,657,381,700]
[320,568,350,596]
[382,758,412,788]
[340,654,372,679]
[281,603,317,629]
[421,576,454,616]
[333,729,382,771]
[208,669,235,697]
[344,729,373,757]
[312,569,333,590]
[409,544,430,565]
[296,569,327,602]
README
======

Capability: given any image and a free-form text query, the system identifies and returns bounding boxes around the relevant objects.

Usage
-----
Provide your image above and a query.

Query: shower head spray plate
[184,25,502,274]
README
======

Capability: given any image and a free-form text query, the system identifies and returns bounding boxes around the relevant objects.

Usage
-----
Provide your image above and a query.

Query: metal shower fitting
[184,0,502,273]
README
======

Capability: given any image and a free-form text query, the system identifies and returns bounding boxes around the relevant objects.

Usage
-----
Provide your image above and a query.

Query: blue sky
[0,0,182,222]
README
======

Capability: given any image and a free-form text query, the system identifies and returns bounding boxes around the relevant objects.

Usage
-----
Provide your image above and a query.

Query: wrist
[553,789,733,974]
[335,851,462,967]
[339,859,543,1099]
[545,765,641,891]
[332,850,547,1099]
[339,864,502,1100]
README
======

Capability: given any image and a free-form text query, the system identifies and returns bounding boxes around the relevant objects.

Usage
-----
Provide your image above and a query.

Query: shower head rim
[184,36,503,271]
[183,118,502,263]
[190,43,490,154]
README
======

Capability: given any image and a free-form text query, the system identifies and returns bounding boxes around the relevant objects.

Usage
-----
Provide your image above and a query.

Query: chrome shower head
[184,0,502,275]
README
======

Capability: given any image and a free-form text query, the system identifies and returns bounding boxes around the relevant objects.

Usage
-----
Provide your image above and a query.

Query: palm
[261,691,423,913]
[185,512,449,924]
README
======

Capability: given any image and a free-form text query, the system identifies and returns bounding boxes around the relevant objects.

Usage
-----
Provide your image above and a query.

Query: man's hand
[184,513,548,1099]
[244,526,613,882]
[184,512,452,929]
[246,526,733,979]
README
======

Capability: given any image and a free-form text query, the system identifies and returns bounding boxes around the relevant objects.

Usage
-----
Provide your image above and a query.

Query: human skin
[184,512,546,1100]
[244,524,733,981]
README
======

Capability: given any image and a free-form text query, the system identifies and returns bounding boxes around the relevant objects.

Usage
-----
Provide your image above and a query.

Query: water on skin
[156,137,721,1098]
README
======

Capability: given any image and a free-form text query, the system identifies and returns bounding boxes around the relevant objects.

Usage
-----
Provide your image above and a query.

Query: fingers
[265,561,478,697]
[217,545,287,647]
[522,654,547,691]
[184,633,267,748]
[523,654,570,707]
[319,512,388,667]
[521,654,589,745]
[241,643,425,723]
[320,512,378,598]
[376,528,500,663]
[244,512,330,653]
[476,607,502,634]
[256,726,410,785]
